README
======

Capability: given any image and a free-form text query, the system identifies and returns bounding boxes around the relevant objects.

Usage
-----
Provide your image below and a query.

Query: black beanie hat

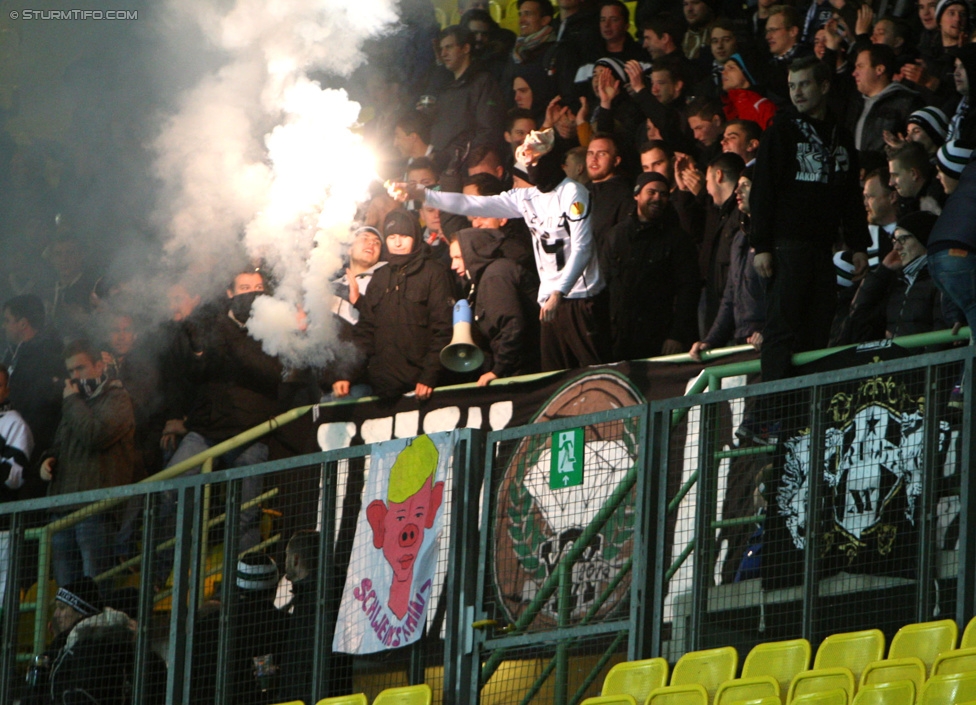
[896,210,939,247]
[56,577,103,617]
[633,171,669,195]
[383,209,421,242]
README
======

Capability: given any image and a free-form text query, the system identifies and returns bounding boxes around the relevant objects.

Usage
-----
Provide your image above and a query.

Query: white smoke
[153,0,397,369]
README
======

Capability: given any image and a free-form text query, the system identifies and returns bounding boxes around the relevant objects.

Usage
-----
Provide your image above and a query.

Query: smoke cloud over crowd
[153,0,397,369]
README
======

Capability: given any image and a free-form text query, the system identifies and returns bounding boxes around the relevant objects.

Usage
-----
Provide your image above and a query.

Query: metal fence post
[632,405,668,660]
[956,353,976,627]
[214,478,242,705]
[802,386,824,642]
[0,512,23,703]
[443,428,485,705]
[199,456,214,606]
[32,528,51,658]
[689,401,720,651]
[167,485,200,705]
[917,364,939,622]
[311,459,339,702]
[132,494,157,705]
[554,561,571,704]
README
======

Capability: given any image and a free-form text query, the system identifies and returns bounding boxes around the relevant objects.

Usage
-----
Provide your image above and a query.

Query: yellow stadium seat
[316,696,369,705]
[646,684,710,705]
[373,684,433,705]
[488,0,503,22]
[602,657,669,702]
[814,630,885,683]
[731,699,784,705]
[964,617,976,650]
[933,646,976,676]
[919,672,976,704]
[859,657,926,694]
[790,690,849,705]
[851,681,915,705]
[500,0,519,32]
[889,619,958,672]
[582,696,638,705]
[671,646,739,701]
[624,0,638,38]
[744,639,812,699]
[434,7,448,28]
[715,675,780,705]
[787,668,856,704]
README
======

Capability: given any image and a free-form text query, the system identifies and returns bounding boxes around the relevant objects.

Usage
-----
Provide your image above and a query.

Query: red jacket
[722,89,778,129]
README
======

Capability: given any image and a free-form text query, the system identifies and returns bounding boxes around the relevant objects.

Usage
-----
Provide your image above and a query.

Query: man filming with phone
[39,339,136,588]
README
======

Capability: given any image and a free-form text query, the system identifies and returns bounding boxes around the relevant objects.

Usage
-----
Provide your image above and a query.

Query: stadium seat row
[274,683,433,705]
[589,616,976,705]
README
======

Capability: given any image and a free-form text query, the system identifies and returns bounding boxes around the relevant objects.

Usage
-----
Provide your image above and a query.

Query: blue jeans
[51,513,114,587]
[929,248,976,343]
[152,432,268,586]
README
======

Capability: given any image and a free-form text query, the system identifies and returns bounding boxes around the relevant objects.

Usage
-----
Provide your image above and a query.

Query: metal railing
[1,328,972,704]
[19,404,314,658]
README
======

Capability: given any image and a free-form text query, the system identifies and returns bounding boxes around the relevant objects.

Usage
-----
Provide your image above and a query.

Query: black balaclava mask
[229,291,262,325]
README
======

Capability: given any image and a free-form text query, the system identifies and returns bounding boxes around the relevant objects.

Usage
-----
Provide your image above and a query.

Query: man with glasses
[761,5,812,107]
[848,211,944,341]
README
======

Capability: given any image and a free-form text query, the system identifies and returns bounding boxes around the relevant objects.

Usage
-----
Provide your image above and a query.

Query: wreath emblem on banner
[493,372,645,629]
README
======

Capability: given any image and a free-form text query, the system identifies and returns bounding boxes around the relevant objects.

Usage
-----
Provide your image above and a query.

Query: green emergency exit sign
[550,428,584,489]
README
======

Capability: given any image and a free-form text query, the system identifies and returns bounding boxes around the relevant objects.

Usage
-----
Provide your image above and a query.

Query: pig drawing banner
[332,431,455,654]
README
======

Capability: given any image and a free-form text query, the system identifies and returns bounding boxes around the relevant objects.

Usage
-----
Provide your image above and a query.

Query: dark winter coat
[845,82,925,156]
[550,7,602,101]
[182,304,283,442]
[3,329,63,458]
[699,193,741,334]
[848,261,945,340]
[430,65,505,168]
[44,379,136,512]
[750,107,871,255]
[586,174,634,246]
[456,228,541,378]
[629,89,699,155]
[351,246,454,396]
[930,160,976,254]
[277,575,318,703]
[703,226,766,347]
[190,593,290,705]
[602,213,703,361]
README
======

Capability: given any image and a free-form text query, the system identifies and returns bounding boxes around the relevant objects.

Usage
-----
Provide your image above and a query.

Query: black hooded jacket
[457,228,541,378]
[181,301,283,442]
[349,243,454,396]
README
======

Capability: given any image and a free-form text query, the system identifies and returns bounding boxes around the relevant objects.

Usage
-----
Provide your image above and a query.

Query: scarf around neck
[513,25,554,64]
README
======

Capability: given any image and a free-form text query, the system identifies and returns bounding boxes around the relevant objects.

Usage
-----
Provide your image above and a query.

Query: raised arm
[425,188,524,220]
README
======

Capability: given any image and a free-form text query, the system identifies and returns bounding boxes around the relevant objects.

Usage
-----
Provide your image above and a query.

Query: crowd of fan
[5,0,976,699]
[329,0,976,416]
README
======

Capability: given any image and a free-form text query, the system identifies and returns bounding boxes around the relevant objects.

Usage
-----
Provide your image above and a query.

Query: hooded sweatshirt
[456,228,541,378]
[750,108,870,255]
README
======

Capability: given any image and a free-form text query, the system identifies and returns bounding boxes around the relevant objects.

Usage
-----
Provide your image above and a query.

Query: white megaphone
[440,300,485,373]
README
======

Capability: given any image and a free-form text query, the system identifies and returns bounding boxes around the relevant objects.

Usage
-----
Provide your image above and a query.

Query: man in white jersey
[397,128,610,371]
